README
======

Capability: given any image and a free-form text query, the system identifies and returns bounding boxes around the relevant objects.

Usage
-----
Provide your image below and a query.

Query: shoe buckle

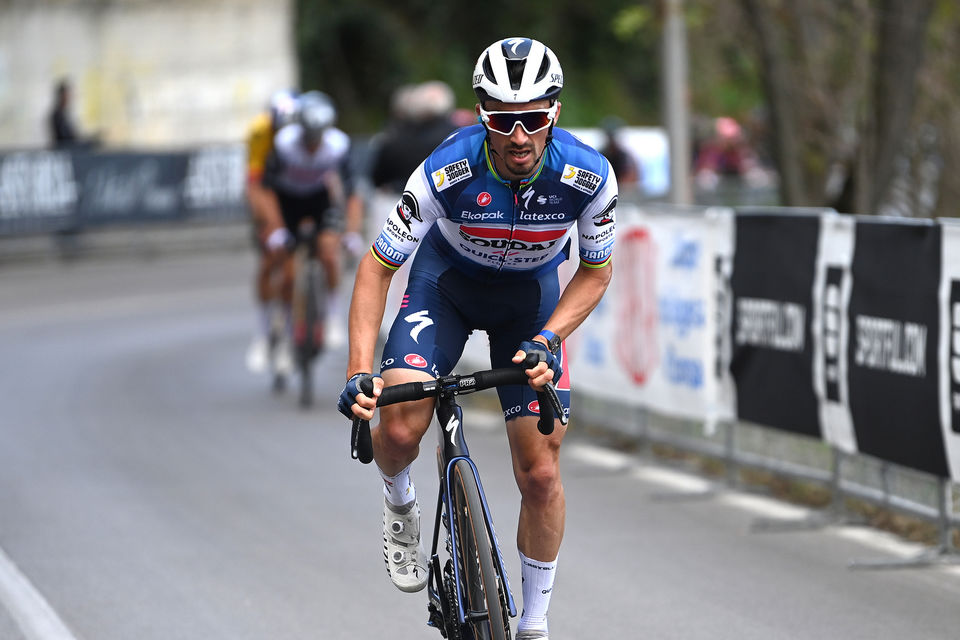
[390,520,404,535]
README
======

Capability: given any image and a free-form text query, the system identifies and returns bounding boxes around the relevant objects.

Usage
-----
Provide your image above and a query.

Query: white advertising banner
[812,212,858,454]
[567,204,731,423]
[938,220,960,482]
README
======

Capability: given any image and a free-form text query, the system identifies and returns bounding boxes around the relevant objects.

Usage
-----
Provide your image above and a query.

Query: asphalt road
[1,249,959,640]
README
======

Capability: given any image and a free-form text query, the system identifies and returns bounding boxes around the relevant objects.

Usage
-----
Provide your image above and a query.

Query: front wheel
[450,460,511,640]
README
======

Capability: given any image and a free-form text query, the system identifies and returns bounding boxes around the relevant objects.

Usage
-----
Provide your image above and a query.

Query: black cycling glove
[338,372,382,419]
[518,340,562,383]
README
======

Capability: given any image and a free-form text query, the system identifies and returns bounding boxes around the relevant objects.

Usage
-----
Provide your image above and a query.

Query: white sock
[379,464,416,506]
[518,550,557,634]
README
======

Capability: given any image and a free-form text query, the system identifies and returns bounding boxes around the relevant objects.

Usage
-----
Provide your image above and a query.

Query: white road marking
[0,546,79,640]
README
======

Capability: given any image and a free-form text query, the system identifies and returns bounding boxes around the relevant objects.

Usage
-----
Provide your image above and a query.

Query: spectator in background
[49,79,78,147]
[599,116,640,197]
[693,116,766,190]
[369,80,458,193]
[48,78,99,149]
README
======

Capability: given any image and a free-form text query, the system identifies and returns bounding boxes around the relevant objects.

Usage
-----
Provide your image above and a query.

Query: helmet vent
[482,53,497,85]
[506,58,526,91]
[535,56,550,84]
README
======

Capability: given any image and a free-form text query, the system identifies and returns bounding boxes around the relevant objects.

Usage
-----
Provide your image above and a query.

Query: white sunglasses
[479,104,558,135]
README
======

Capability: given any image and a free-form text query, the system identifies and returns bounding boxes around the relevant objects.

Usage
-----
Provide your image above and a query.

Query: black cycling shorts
[275,189,344,234]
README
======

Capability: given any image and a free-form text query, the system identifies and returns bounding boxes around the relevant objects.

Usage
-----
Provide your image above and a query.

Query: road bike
[350,353,567,640]
[290,219,327,408]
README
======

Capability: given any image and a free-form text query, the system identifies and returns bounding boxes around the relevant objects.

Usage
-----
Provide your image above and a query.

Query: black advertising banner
[73,152,189,225]
[182,145,246,218]
[729,212,821,438]
[0,150,79,234]
[848,220,948,477]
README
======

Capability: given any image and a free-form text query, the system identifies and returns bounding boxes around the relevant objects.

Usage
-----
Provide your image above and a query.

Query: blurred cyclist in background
[369,80,459,194]
[245,89,300,375]
[264,90,364,353]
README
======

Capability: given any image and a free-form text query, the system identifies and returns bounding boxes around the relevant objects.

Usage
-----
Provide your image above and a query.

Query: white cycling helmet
[269,89,299,130]
[298,91,337,141]
[472,37,563,105]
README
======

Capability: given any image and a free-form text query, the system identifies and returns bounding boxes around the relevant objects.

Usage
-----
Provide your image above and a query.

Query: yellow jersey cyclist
[263,91,364,356]
[244,89,300,374]
[339,37,617,640]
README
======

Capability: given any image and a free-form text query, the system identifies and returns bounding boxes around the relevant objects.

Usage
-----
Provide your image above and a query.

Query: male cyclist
[244,89,299,374]
[338,38,617,640]
[264,90,363,352]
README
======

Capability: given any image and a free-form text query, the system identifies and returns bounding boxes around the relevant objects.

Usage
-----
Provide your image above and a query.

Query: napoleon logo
[396,191,422,231]
[592,196,617,227]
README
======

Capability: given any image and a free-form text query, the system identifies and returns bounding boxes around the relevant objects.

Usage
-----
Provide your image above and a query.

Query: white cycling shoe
[245,336,269,373]
[273,338,294,376]
[516,630,549,640]
[382,497,428,593]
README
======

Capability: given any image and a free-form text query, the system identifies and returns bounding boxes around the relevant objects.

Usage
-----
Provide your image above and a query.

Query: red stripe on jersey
[459,226,567,242]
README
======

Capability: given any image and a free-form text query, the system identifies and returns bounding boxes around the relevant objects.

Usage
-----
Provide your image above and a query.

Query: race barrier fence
[5,150,957,563]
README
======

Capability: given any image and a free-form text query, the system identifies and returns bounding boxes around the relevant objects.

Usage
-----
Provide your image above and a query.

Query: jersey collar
[483,139,546,188]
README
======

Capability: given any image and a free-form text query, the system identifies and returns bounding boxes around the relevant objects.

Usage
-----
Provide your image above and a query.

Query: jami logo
[404,354,428,368]
[477,192,492,206]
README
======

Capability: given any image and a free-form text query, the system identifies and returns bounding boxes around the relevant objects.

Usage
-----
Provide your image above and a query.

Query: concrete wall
[0,0,297,150]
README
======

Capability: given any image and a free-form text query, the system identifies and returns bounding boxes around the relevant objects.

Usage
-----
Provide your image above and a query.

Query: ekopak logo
[527,400,540,414]
[404,353,428,368]
[477,192,492,207]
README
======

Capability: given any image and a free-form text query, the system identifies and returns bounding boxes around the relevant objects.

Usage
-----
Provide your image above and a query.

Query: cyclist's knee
[516,459,562,504]
[377,415,425,455]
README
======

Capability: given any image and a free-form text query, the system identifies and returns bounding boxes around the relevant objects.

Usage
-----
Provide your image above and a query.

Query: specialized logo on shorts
[527,400,540,414]
[477,191,492,206]
[396,191,422,231]
[561,164,602,195]
[404,353,428,368]
[592,195,617,227]
[432,158,472,192]
[404,309,434,344]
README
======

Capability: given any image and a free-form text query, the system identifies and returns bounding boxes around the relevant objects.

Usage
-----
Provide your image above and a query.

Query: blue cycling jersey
[370,124,618,280]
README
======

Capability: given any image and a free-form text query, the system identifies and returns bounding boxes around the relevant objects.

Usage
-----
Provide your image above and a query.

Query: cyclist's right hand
[338,372,383,420]
[265,227,293,253]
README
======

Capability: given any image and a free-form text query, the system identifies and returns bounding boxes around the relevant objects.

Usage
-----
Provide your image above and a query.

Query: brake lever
[350,377,376,464]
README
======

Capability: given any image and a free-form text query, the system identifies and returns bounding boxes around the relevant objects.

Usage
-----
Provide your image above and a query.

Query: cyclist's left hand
[513,340,561,390]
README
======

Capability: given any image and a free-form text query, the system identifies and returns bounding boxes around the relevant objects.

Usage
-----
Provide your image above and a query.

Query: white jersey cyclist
[369,123,618,279]
[268,121,351,198]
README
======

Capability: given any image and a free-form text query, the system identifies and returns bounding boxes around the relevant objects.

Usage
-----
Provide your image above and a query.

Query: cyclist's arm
[346,251,395,381]
[537,260,612,344]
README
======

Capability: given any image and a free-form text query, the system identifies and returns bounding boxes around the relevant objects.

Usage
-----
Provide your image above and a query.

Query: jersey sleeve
[246,114,272,183]
[576,165,618,268]
[369,161,446,271]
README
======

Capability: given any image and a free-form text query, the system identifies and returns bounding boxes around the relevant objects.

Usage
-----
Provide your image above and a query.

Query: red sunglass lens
[487,111,550,134]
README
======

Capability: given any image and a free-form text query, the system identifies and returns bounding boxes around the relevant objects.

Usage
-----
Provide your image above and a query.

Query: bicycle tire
[297,255,318,407]
[450,460,511,640]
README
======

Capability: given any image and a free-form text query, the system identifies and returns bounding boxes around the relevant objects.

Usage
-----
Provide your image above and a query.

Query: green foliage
[295,0,661,132]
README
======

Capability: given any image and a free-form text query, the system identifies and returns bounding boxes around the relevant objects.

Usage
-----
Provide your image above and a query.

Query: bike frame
[429,389,517,627]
